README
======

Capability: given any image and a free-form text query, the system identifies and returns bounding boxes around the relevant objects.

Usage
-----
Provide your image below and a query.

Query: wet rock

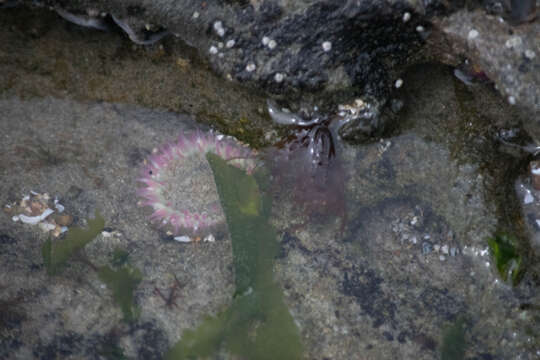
[431,7,539,129]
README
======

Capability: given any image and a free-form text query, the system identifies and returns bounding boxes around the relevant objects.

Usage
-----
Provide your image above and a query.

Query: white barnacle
[402,12,411,23]
[322,41,332,52]
[274,72,285,83]
[246,62,256,72]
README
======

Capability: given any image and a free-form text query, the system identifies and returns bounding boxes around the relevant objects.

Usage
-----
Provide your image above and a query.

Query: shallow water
[1,5,539,360]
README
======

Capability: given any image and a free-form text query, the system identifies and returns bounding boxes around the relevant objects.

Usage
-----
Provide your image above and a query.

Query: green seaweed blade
[165,153,303,360]
[97,265,142,322]
[42,210,105,275]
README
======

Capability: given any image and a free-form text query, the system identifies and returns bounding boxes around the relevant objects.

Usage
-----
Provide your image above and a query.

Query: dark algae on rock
[165,153,303,359]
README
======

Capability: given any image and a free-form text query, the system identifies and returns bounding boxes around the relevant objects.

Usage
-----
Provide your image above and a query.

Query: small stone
[322,41,332,52]
[402,12,411,23]
[468,29,479,40]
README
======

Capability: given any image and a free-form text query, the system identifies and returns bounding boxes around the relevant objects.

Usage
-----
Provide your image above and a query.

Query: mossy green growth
[440,316,467,360]
[487,233,525,286]
[165,153,303,360]
[42,210,105,275]
[97,265,142,322]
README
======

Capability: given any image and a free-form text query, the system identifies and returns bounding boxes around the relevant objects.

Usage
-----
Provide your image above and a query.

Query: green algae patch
[42,210,105,275]
[165,153,303,359]
[440,317,467,360]
[487,233,525,286]
[97,265,142,322]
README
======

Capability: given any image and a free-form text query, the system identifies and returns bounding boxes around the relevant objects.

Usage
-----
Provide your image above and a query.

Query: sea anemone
[137,130,256,237]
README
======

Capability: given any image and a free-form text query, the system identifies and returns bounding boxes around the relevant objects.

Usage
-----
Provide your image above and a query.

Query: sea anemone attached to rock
[137,130,256,237]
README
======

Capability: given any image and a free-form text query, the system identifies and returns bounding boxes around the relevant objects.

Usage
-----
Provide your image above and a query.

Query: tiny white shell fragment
[394,78,403,88]
[204,234,215,242]
[101,231,112,238]
[55,203,65,213]
[60,226,68,233]
[12,216,19,222]
[30,190,39,195]
[39,222,56,232]
[18,208,54,224]
[174,235,192,243]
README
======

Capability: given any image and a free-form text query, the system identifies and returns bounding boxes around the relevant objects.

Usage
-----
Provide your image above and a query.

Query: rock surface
[10,0,538,136]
